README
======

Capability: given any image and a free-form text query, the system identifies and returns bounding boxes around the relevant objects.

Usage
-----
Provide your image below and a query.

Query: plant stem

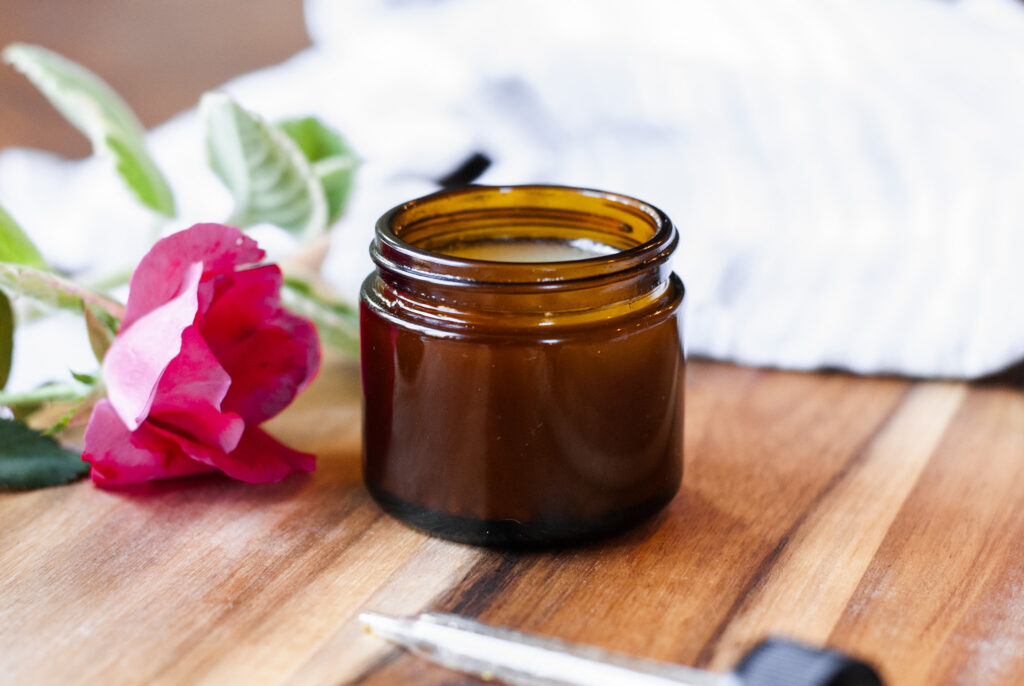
[0,382,89,407]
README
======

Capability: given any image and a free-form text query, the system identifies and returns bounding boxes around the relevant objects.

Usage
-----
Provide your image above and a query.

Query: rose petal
[103,261,204,430]
[203,426,315,484]
[149,402,244,456]
[269,308,321,398]
[199,265,283,352]
[198,264,319,423]
[91,222,320,488]
[150,326,232,411]
[122,224,264,329]
[213,319,320,425]
[143,418,232,469]
[83,400,215,486]
[147,326,244,453]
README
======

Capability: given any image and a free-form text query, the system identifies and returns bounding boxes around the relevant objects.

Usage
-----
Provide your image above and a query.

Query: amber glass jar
[359,185,685,546]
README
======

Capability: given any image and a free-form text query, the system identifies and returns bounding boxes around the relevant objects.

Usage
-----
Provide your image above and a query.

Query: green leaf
[281,278,358,358]
[315,156,358,225]
[0,263,124,321]
[278,117,358,224]
[202,92,328,238]
[3,43,176,217]
[0,418,89,490]
[0,291,12,390]
[43,380,104,437]
[69,371,97,385]
[0,203,47,269]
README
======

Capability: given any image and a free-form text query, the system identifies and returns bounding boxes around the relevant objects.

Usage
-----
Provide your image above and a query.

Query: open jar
[359,185,685,546]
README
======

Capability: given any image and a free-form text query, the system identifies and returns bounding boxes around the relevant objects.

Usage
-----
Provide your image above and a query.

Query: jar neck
[369,185,679,318]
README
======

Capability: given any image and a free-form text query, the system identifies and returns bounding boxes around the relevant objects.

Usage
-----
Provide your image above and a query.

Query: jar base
[365,482,678,548]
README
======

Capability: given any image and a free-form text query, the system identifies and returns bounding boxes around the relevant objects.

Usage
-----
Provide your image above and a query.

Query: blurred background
[3,0,1024,387]
[0,0,309,155]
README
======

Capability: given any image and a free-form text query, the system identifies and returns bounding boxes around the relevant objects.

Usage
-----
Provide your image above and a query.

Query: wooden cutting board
[2,2,1024,683]
[3,356,1024,685]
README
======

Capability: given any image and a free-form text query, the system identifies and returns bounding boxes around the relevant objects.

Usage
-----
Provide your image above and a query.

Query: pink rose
[82,223,320,486]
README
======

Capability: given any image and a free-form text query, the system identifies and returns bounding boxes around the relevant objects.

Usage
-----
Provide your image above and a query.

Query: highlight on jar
[358,185,686,546]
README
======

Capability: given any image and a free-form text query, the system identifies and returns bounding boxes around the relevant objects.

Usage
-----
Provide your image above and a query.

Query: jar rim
[372,184,677,287]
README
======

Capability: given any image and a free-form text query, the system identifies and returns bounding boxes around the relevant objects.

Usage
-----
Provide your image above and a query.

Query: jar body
[359,186,685,546]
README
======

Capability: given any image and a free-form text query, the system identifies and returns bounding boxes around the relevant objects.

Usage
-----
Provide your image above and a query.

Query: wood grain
[4,358,1024,685]
[3,3,1024,685]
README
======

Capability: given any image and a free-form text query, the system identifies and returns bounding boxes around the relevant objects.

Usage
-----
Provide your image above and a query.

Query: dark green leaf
[3,43,176,217]
[0,290,12,390]
[278,117,358,225]
[0,203,47,269]
[0,418,88,490]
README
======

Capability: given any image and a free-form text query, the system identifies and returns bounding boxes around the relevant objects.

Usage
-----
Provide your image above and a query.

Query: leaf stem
[0,382,89,407]
[85,267,134,293]
[0,263,125,321]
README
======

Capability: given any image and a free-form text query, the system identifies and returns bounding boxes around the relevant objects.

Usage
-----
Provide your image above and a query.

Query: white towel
[3,0,1024,392]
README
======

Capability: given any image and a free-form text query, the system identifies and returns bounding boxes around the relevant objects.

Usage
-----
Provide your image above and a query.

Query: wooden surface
[3,4,1024,685]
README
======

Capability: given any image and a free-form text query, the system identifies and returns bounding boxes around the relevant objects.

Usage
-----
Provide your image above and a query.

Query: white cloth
[3,0,1024,391]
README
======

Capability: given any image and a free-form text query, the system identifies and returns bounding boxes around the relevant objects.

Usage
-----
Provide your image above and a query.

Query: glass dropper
[359,612,884,686]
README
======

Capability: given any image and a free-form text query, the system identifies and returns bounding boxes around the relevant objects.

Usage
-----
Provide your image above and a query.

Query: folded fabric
[3,0,1024,389]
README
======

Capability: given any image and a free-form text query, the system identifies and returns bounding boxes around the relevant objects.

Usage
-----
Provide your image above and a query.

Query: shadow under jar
[359,185,686,546]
